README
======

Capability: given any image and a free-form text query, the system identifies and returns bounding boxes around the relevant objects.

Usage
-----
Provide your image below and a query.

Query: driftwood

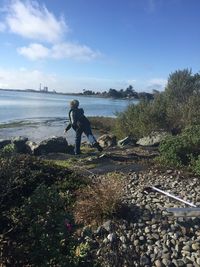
[151,186,197,207]
[166,208,200,217]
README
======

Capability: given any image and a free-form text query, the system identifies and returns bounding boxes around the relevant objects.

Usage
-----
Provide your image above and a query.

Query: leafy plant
[114,69,200,139]
[0,154,89,266]
[157,125,200,168]
[0,143,16,156]
[1,184,74,266]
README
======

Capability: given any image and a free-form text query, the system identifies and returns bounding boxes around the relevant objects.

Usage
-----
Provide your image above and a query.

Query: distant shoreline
[0,88,80,97]
[0,88,145,100]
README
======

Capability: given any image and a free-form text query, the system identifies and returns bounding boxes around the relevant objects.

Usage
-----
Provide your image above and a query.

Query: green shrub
[0,154,85,211]
[114,95,168,139]
[0,154,90,266]
[1,184,74,266]
[0,143,16,156]
[158,125,200,168]
[89,116,116,133]
[191,155,200,175]
[114,69,200,140]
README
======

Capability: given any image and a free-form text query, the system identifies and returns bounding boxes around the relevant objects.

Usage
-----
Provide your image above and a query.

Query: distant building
[43,86,48,92]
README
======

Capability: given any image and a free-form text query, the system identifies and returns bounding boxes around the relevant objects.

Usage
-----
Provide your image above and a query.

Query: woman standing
[65,99,103,155]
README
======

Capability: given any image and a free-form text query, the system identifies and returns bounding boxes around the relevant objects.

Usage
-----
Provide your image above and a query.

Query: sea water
[0,90,138,143]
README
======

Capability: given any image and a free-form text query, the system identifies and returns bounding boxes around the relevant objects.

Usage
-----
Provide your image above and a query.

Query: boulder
[136,131,169,146]
[117,136,136,147]
[25,141,38,154]
[97,134,117,148]
[0,139,11,149]
[33,136,68,155]
[12,136,29,153]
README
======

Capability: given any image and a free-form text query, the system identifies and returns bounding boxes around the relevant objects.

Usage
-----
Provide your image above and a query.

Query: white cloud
[147,78,167,90]
[0,22,6,31]
[18,43,50,60]
[0,68,59,90]
[18,42,101,61]
[0,0,102,62]
[51,43,101,61]
[5,0,68,43]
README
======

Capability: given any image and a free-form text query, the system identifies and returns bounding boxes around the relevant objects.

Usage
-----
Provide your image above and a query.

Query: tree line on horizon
[79,85,156,100]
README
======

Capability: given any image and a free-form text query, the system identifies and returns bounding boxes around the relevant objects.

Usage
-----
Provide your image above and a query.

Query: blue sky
[0,0,199,93]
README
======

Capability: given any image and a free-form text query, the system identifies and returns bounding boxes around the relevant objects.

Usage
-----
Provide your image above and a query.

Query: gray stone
[117,136,136,147]
[154,259,163,267]
[174,259,185,267]
[191,243,199,250]
[0,139,11,149]
[97,134,117,148]
[25,141,38,154]
[96,226,107,236]
[144,227,150,234]
[134,239,140,246]
[107,233,117,243]
[34,136,68,155]
[162,259,172,266]
[140,255,151,266]
[137,131,169,146]
[102,220,113,232]
[12,136,28,153]
[182,245,191,252]
[119,235,126,243]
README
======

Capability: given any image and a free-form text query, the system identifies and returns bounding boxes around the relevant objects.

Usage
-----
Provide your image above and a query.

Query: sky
[0,0,200,93]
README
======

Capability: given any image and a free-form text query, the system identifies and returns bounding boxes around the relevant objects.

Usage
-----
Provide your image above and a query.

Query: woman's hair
[70,99,79,108]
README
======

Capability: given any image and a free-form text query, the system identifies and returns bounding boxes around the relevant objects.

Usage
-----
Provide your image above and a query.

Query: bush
[0,154,85,212]
[1,184,74,266]
[114,69,200,139]
[89,116,116,133]
[74,173,125,225]
[114,95,168,139]
[0,143,16,156]
[0,154,89,266]
[192,155,200,175]
[158,125,200,168]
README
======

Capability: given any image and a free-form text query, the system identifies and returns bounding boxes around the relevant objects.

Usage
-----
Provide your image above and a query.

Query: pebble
[154,259,163,267]
[85,169,200,267]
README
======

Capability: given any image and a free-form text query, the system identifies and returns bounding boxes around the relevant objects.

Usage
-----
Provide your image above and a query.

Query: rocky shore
[77,169,200,267]
[1,133,200,267]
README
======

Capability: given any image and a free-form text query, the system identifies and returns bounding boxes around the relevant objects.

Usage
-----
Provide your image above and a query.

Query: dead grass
[74,172,125,225]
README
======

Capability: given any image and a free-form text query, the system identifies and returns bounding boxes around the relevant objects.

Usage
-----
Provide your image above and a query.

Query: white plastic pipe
[166,208,200,217]
[151,186,197,207]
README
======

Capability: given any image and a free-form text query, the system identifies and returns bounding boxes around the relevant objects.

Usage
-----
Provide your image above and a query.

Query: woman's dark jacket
[65,107,90,131]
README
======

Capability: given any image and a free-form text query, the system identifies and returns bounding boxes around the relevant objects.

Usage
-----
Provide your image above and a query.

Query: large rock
[33,136,68,155]
[12,136,29,153]
[98,134,117,148]
[118,136,136,147]
[136,131,169,146]
[0,139,11,149]
[25,141,38,154]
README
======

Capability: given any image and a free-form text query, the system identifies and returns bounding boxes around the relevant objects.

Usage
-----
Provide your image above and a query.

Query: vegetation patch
[114,69,200,139]
[157,125,200,172]
[89,116,116,133]
[0,154,89,266]
[74,172,125,225]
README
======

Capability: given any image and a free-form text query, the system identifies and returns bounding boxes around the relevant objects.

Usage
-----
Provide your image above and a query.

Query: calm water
[0,90,138,143]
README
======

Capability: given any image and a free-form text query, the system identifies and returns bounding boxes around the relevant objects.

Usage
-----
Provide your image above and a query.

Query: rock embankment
[79,169,200,267]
